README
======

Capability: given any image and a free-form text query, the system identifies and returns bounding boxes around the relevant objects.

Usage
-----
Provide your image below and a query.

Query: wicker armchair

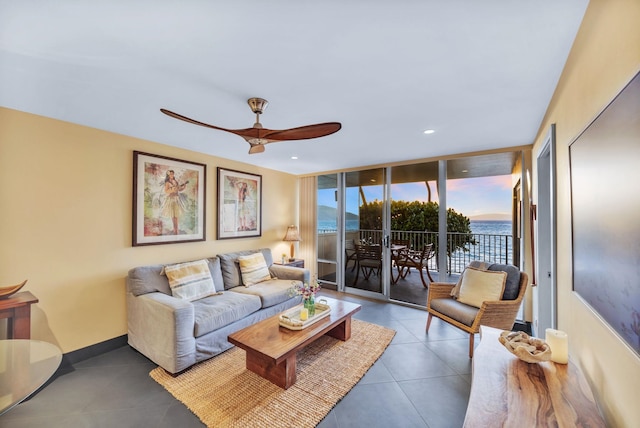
[426,264,528,358]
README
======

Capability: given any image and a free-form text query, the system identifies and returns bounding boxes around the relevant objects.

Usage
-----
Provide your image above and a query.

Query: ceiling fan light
[248,144,265,154]
[248,97,268,114]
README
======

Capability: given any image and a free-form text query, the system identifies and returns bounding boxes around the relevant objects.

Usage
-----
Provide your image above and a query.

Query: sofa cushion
[164,259,217,301]
[127,264,172,296]
[228,279,301,308]
[430,298,479,327]
[192,292,262,337]
[218,248,273,289]
[488,263,521,300]
[457,267,507,308]
[237,252,272,286]
[127,257,224,297]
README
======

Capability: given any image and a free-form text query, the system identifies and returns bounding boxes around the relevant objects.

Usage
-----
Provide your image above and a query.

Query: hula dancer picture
[237,181,249,231]
[162,170,189,235]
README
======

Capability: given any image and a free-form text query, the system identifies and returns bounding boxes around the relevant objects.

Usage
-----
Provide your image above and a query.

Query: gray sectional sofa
[126,248,308,373]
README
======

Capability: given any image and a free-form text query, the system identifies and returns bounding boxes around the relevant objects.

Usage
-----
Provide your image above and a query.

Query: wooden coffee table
[228,296,361,389]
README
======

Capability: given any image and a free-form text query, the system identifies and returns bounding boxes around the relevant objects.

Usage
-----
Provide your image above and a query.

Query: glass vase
[304,295,316,317]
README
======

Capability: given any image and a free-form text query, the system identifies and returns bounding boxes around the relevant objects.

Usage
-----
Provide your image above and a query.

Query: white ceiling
[0,1,588,176]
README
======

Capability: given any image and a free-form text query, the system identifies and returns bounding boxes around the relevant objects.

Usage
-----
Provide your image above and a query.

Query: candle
[299,308,308,321]
[545,328,569,364]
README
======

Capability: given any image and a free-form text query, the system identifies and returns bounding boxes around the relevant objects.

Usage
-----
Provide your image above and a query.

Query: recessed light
[291,156,298,160]
[462,169,468,173]
[423,129,435,135]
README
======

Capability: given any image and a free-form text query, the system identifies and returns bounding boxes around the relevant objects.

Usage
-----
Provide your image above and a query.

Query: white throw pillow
[457,267,507,308]
[238,252,272,286]
[164,259,216,301]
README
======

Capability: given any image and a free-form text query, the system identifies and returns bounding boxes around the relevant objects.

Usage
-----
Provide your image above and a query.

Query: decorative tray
[279,301,331,330]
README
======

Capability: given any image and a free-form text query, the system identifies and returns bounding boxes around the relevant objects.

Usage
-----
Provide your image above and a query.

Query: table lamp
[283,225,301,261]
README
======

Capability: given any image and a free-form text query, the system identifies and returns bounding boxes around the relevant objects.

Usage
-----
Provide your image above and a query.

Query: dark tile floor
[1,290,473,428]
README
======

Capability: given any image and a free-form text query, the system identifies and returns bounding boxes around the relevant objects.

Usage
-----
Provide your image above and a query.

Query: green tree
[359,199,474,254]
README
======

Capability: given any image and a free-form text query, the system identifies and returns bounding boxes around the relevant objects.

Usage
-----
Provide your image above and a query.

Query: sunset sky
[319,175,513,221]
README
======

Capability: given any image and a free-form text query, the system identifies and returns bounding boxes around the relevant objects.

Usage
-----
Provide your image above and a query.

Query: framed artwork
[217,167,262,239]
[133,151,206,246]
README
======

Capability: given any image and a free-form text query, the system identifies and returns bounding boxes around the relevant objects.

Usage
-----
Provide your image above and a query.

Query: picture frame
[133,151,206,246]
[217,167,262,239]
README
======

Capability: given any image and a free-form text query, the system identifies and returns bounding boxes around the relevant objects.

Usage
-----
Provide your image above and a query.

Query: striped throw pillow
[164,259,216,301]
[238,252,272,286]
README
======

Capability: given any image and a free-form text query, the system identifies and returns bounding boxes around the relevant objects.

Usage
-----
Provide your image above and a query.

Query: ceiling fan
[160,98,341,154]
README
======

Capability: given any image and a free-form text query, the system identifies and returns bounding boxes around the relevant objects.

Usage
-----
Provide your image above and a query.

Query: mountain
[318,205,358,221]
[469,213,512,221]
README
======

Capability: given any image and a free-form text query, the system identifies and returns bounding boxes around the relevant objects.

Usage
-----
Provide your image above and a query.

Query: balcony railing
[319,229,513,275]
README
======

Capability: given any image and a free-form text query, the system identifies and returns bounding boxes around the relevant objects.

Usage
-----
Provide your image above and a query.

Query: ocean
[318,220,512,235]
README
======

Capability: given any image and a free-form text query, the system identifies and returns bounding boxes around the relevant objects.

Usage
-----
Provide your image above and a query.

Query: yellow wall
[531,0,640,425]
[0,107,298,353]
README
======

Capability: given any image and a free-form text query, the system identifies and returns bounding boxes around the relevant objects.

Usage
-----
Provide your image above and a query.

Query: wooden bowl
[499,330,552,363]
[0,279,28,299]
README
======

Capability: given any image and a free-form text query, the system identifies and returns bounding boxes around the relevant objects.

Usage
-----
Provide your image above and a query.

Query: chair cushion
[457,267,507,308]
[430,298,479,327]
[450,260,493,298]
[237,252,272,286]
[164,259,217,301]
[451,261,522,301]
[488,263,521,300]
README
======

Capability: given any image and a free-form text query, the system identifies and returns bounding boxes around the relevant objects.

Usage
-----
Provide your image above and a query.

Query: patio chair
[390,239,410,283]
[395,243,435,288]
[353,243,382,284]
[345,239,359,272]
[426,261,528,357]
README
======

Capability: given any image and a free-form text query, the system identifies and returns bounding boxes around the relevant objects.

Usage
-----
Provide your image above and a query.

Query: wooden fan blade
[160,108,240,133]
[161,108,279,142]
[263,122,342,141]
[161,109,341,153]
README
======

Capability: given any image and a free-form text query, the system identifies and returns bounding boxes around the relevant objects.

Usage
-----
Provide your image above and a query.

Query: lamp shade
[283,225,301,242]
[283,225,301,260]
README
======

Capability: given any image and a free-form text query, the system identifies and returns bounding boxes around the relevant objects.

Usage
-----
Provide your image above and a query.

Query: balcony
[318,229,515,307]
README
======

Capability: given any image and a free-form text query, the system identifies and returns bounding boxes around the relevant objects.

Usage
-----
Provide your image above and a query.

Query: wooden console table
[0,291,39,339]
[464,325,605,427]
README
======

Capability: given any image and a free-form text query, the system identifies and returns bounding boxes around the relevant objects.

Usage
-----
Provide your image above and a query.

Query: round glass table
[0,339,62,415]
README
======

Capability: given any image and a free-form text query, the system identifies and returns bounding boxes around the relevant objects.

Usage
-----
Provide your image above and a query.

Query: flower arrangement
[289,278,321,299]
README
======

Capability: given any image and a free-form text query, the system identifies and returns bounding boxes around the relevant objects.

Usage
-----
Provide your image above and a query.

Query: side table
[0,291,39,339]
[0,339,62,415]
[274,259,304,268]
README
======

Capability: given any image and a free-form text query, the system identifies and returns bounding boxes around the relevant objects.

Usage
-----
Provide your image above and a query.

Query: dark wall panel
[570,71,640,355]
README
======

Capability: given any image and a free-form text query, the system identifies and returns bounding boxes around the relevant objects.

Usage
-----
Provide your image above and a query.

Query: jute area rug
[150,319,395,427]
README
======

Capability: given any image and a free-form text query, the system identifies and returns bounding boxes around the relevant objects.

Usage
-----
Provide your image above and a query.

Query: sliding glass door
[316,152,522,308]
[317,174,339,290]
[344,168,389,299]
